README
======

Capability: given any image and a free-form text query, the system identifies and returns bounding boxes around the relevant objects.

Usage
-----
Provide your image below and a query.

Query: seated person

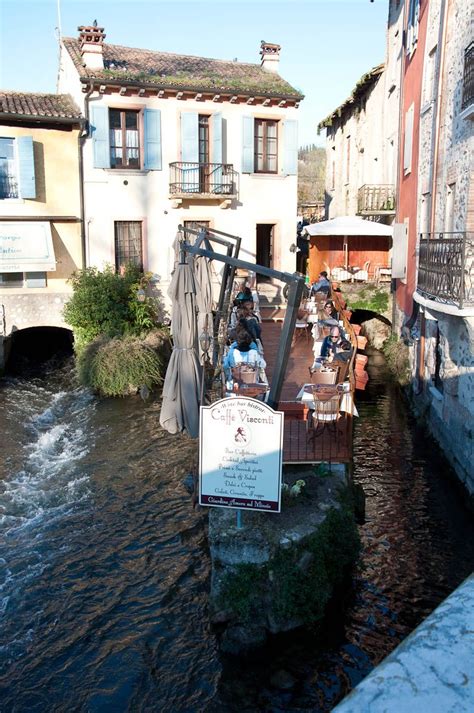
[320,326,345,359]
[235,309,262,344]
[322,300,338,320]
[223,326,266,380]
[310,271,331,296]
[332,338,352,363]
[230,290,261,330]
[240,298,262,341]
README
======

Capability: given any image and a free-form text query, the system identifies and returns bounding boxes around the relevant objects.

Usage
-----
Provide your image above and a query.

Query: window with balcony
[254,119,278,173]
[109,109,140,169]
[0,136,36,199]
[0,138,18,198]
[114,221,143,272]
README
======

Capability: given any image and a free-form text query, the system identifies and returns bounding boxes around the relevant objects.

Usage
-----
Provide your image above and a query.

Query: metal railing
[462,42,474,110]
[357,184,396,214]
[417,232,474,309]
[169,162,238,196]
[0,174,18,199]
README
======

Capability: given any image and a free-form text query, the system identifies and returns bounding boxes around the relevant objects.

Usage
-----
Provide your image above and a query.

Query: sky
[0,0,389,147]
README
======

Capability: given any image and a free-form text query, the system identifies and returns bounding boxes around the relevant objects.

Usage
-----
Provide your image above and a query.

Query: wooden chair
[354,260,370,282]
[331,267,352,282]
[294,317,310,343]
[311,367,338,385]
[334,359,350,384]
[308,387,341,440]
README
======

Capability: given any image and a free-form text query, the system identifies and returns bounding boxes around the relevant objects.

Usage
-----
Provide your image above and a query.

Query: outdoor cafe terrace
[225,290,366,466]
[160,225,368,466]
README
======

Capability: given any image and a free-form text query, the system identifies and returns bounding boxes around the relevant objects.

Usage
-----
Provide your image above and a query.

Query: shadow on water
[0,348,473,711]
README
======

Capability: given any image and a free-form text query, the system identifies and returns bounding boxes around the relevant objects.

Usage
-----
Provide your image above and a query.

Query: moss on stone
[217,495,361,627]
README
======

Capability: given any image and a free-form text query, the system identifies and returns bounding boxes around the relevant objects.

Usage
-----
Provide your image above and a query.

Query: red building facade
[395,0,429,320]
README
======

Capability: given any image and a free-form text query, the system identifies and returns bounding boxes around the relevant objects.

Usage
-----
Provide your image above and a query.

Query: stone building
[57,26,303,304]
[405,0,474,492]
[318,0,404,225]
[0,92,83,369]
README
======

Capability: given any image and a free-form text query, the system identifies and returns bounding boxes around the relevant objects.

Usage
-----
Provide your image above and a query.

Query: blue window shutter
[211,112,223,164]
[283,120,298,175]
[242,116,254,173]
[180,112,199,163]
[90,105,110,168]
[17,136,36,199]
[25,271,46,288]
[144,108,162,170]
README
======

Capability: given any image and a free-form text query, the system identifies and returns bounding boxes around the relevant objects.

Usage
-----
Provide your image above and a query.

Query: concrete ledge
[333,574,474,712]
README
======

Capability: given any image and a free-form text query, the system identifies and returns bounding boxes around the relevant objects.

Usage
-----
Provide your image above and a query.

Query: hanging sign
[0,221,56,272]
[199,397,284,512]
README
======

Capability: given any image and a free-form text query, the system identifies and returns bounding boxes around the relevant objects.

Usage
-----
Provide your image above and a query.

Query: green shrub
[64,266,159,352]
[383,334,411,385]
[77,335,164,397]
[349,287,389,313]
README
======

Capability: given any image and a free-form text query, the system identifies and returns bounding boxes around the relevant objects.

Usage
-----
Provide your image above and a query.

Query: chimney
[260,41,280,73]
[78,22,106,70]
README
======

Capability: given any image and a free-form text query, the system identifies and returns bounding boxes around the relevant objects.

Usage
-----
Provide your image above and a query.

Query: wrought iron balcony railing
[417,232,474,309]
[0,174,18,199]
[462,42,474,110]
[357,184,396,214]
[169,162,238,197]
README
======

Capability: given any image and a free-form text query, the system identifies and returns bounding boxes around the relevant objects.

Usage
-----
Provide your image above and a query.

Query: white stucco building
[318,0,404,224]
[58,26,303,305]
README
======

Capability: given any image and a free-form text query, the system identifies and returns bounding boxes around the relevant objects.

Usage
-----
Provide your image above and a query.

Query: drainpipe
[429,0,450,233]
[79,81,95,268]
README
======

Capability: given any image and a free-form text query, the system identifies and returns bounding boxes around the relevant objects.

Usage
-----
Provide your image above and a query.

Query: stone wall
[333,574,474,712]
[1,292,71,335]
[207,465,361,653]
[419,312,474,494]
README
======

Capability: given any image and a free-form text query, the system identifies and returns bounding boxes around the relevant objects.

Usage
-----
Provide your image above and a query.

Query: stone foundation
[1,292,71,335]
[208,464,361,653]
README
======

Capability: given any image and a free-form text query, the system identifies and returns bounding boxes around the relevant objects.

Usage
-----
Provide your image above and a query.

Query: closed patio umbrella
[159,261,201,438]
[194,237,214,364]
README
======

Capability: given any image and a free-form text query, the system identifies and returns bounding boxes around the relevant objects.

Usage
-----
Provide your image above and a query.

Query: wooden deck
[263,320,353,465]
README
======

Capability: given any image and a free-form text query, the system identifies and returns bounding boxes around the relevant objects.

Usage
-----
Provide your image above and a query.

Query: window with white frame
[114,221,143,272]
[254,119,278,173]
[0,136,36,200]
[445,183,456,233]
[422,46,437,108]
[403,103,415,175]
[109,109,141,169]
[0,138,18,198]
[406,0,420,56]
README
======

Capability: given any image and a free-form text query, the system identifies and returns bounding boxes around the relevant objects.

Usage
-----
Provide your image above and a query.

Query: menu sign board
[199,397,284,512]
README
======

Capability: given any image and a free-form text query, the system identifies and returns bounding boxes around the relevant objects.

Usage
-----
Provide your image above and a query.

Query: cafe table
[296,382,359,417]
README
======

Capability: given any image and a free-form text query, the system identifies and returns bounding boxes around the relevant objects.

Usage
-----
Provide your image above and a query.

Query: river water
[1,350,473,712]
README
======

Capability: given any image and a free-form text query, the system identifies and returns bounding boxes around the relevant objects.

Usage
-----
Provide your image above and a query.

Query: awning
[0,221,56,272]
[304,216,393,237]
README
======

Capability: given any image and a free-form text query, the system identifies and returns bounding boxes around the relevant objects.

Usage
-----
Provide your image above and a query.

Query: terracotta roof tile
[318,64,384,130]
[62,37,303,100]
[0,91,82,120]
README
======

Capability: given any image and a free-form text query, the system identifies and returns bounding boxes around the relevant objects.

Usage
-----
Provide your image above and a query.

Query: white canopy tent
[304,216,393,272]
[304,216,393,238]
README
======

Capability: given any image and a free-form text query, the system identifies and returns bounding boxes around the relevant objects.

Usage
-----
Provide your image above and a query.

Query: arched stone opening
[6,326,73,373]
[350,309,392,350]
